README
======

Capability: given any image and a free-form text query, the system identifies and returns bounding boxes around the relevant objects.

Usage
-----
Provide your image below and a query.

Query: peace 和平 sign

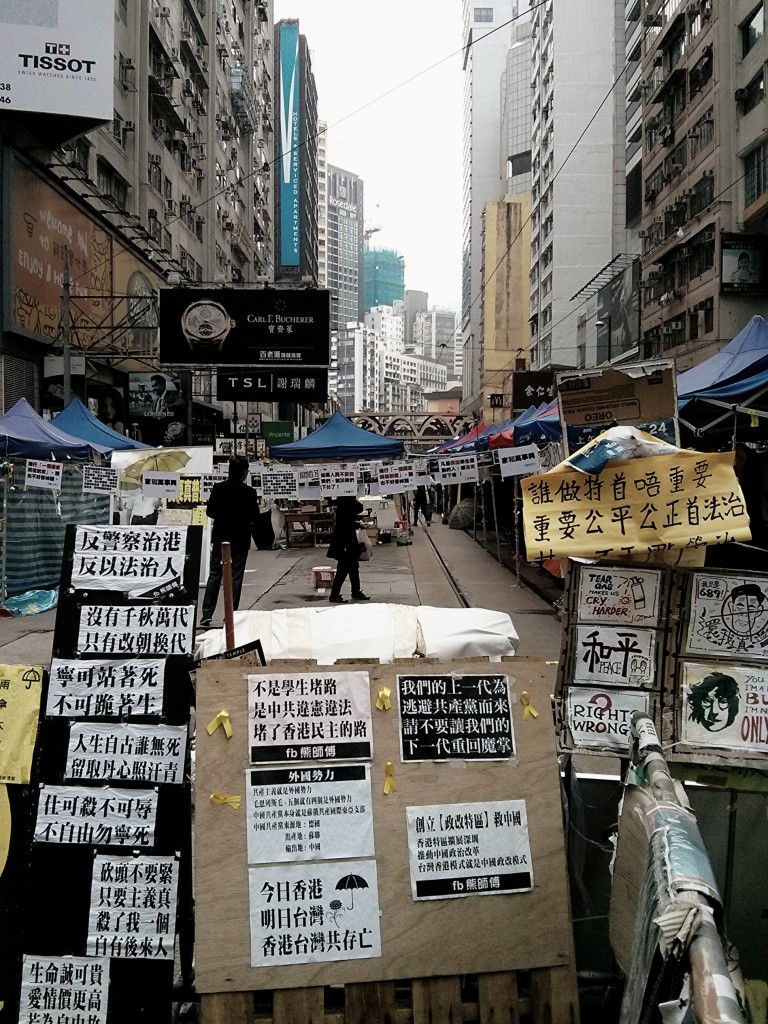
[521,451,751,562]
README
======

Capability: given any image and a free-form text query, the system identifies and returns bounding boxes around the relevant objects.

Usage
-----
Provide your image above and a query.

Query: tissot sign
[0,0,114,119]
[159,287,331,366]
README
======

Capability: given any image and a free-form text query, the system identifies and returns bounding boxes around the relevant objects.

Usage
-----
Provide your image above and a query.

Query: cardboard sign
[556,363,676,432]
[576,565,662,627]
[565,687,649,751]
[573,626,656,689]
[681,661,768,752]
[685,572,768,659]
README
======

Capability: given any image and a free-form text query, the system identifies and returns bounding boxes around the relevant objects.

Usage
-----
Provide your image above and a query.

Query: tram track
[422,526,472,608]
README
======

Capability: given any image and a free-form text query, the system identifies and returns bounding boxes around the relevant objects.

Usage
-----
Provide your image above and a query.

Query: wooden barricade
[195,657,579,1024]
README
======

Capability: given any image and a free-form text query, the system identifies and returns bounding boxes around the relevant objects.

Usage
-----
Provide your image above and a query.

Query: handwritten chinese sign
[685,573,768,659]
[573,626,656,688]
[405,800,533,900]
[522,452,750,561]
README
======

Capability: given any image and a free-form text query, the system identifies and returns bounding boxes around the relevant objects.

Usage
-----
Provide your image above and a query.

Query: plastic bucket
[312,565,336,589]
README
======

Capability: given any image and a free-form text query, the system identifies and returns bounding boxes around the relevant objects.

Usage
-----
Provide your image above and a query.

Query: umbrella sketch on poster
[686,574,768,658]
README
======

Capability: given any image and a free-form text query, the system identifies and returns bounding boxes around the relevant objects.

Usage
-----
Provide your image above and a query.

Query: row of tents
[0,396,150,460]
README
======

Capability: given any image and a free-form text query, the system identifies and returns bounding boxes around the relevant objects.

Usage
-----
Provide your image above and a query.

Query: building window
[116,0,128,24]
[745,139,768,206]
[508,151,532,176]
[474,7,493,22]
[742,4,764,57]
[743,71,765,114]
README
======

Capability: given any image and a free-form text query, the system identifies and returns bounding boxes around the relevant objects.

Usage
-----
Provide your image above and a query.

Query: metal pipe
[62,248,72,406]
[221,541,235,650]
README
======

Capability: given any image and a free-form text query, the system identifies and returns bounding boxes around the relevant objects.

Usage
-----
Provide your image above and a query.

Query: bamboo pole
[221,541,235,650]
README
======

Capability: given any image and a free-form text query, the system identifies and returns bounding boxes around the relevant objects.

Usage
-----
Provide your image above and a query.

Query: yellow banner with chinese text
[0,664,44,785]
[521,452,751,562]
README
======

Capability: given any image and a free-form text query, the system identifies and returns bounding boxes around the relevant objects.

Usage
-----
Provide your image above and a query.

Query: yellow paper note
[0,665,43,785]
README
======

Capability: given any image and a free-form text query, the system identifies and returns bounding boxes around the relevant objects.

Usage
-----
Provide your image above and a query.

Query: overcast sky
[273,0,464,312]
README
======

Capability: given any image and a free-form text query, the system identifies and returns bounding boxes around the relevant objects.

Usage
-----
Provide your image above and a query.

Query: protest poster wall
[679,662,768,753]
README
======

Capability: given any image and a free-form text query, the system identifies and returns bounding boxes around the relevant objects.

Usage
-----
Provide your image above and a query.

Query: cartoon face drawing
[686,672,740,732]
[721,583,768,638]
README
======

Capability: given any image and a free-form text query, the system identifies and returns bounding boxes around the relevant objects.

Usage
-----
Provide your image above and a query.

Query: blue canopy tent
[52,397,150,451]
[0,397,113,460]
[268,411,405,461]
[677,315,768,398]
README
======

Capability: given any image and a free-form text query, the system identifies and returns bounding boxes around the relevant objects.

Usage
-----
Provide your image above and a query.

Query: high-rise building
[317,122,328,288]
[528,1,625,370]
[404,289,429,352]
[274,18,319,284]
[327,165,364,332]
[461,0,517,414]
[413,307,458,374]
[365,303,404,354]
[363,247,405,310]
[1,0,275,416]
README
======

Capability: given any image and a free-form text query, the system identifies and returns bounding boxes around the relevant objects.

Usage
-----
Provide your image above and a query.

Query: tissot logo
[45,43,71,55]
[18,46,96,74]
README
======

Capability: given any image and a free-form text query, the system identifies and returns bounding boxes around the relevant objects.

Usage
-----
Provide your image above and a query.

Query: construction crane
[363,224,381,247]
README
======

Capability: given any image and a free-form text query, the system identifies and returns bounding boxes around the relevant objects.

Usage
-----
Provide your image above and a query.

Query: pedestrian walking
[200,455,260,627]
[327,496,370,603]
[412,485,432,526]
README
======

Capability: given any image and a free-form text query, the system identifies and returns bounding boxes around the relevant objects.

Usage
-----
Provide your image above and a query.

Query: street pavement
[0,505,563,666]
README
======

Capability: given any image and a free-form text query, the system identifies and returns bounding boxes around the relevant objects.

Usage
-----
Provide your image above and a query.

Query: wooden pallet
[201,966,578,1024]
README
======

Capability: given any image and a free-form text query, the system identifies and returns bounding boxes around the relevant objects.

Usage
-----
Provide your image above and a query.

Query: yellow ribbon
[383,762,396,794]
[210,792,241,810]
[520,691,539,721]
[375,687,392,711]
[206,709,233,738]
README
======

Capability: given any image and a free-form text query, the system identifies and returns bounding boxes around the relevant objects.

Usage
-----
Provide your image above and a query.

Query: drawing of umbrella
[119,449,191,489]
[335,873,368,910]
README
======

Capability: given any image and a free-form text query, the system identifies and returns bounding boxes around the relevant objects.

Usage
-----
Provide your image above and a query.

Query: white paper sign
[77,604,195,656]
[25,459,63,490]
[35,785,159,846]
[248,671,373,764]
[379,462,413,495]
[497,445,541,479]
[576,565,662,627]
[565,687,649,751]
[260,468,298,500]
[246,764,374,864]
[685,573,768,659]
[47,658,165,717]
[405,800,533,900]
[70,526,186,597]
[141,472,181,498]
[681,661,768,751]
[435,455,478,485]
[318,466,358,497]
[296,467,322,500]
[19,956,109,1024]
[82,465,119,495]
[573,625,656,688]
[87,855,179,959]
[249,858,381,967]
[65,723,187,785]
[201,473,227,500]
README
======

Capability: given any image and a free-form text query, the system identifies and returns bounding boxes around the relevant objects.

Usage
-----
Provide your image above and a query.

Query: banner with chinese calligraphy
[82,465,119,496]
[25,460,63,490]
[245,764,374,864]
[497,445,541,479]
[76,605,195,656]
[70,526,187,598]
[248,858,381,967]
[47,658,166,717]
[87,854,179,959]
[575,565,662,627]
[19,956,109,1024]
[0,664,43,784]
[573,626,656,688]
[397,674,515,761]
[65,723,187,785]
[681,662,768,751]
[522,452,750,562]
[35,786,159,847]
[405,800,533,900]
[247,671,373,763]
[685,572,768,660]
[565,688,649,751]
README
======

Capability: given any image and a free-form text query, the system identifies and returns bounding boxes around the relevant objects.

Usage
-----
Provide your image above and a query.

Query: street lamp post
[596,315,612,364]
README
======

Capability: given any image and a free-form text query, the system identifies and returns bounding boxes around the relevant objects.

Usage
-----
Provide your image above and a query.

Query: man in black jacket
[200,455,260,627]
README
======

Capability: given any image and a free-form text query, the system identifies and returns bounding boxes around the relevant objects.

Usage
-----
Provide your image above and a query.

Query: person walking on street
[327,496,370,603]
[412,485,432,527]
[200,455,260,627]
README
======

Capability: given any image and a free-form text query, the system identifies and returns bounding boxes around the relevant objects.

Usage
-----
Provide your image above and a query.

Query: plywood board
[194,657,573,992]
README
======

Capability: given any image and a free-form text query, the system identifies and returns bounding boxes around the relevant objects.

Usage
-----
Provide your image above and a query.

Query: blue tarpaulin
[0,398,113,460]
[677,315,768,397]
[51,397,150,451]
[268,411,404,461]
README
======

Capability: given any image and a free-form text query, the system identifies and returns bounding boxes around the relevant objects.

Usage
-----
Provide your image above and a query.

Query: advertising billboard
[127,371,187,447]
[278,21,300,268]
[159,287,330,366]
[0,0,114,119]
[216,367,328,403]
[721,235,766,296]
[596,259,640,363]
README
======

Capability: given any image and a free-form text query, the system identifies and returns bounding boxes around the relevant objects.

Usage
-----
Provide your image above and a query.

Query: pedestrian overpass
[349,412,476,452]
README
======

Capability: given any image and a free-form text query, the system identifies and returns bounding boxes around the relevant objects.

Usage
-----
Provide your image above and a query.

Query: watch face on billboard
[721,237,765,295]
[159,287,331,367]
[0,0,114,119]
